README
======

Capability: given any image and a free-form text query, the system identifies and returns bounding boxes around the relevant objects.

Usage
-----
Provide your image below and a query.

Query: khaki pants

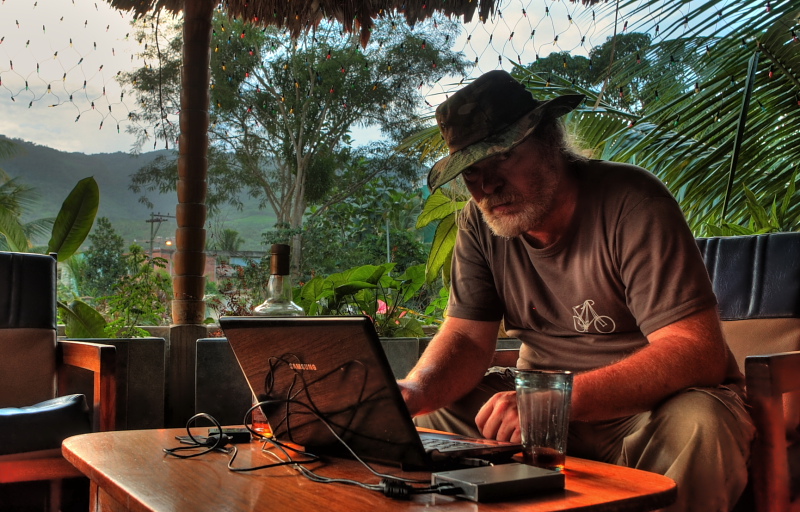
[415,368,755,512]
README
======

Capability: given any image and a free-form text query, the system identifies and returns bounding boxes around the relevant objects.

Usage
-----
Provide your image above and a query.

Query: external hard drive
[431,463,565,502]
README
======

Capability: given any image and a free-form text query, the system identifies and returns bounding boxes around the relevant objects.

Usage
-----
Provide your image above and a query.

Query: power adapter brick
[207,427,252,443]
[431,463,565,502]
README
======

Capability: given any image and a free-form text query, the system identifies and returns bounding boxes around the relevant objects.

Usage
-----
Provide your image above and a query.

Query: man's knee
[648,387,754,452]
[621,387,755,512]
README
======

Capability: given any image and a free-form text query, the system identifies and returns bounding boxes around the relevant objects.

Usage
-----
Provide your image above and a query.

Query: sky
[0,0,143,154]
[0,0,633,155]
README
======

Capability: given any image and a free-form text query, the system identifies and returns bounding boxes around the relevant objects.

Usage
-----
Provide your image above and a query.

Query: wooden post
[166,0,215,427]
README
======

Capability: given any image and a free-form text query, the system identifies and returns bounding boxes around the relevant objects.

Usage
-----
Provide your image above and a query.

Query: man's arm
[398,316,501,417]
[476,306,730,441]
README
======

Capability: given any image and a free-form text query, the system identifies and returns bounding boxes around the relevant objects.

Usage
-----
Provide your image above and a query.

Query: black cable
[163,413,232,459]
[255,398,428,485]
[170,360,464,500]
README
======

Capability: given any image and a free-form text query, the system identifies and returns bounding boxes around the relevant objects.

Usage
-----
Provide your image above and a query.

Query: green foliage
[560,3,800,234]
[705,168,800,235]
[81,217,129,297]
[300,177,428,277]
[415,189,468,285]
[101,246,172,338]
[297,263,438,337]
[524,33,664,114]
[0,151,38,251]
[59,245,172,338]
[205,258,273,317]
[212,228,245,252]
[123,12,471,259]
[425,285,450,320]
[0,160,97,257]
[58,297,108,339]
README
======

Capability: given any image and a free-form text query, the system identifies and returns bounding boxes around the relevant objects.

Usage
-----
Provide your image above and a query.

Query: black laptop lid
[219,315,428,468]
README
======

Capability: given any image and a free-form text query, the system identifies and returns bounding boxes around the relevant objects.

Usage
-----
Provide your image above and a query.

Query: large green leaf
[58,299,108,338]
[47,177,100,261]
[426,212,458,284]
[416,189,468,229]
[335,281,379,296]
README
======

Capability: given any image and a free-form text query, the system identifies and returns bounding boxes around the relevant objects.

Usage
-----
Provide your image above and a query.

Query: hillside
[1,136,273,250]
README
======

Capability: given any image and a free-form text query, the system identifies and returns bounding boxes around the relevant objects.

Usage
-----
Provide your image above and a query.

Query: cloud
[0,0,141,153]
[0,0,626,154]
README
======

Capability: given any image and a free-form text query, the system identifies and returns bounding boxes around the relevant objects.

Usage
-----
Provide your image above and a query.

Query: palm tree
[0,141,41,251]
[571,0,800,234]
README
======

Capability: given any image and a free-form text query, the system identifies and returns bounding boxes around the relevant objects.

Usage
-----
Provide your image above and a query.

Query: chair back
[696,233,800,434]
[0,252,58,407]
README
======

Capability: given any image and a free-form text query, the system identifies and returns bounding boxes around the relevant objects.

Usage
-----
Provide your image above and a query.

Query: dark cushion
[0,252,57,330]
[696,234,800,320]
[0,394,91,455]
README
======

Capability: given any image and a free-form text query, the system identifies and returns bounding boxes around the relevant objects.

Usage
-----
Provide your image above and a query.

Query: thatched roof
[107,0,594,46]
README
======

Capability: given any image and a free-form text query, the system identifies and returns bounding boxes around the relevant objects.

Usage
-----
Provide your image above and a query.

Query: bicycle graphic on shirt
[572,300,616,333]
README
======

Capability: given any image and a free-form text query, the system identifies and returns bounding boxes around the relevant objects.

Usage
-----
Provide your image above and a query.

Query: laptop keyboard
[421,437,483,453]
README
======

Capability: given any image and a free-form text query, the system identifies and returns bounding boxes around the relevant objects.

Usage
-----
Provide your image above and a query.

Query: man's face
[461,137,562,238]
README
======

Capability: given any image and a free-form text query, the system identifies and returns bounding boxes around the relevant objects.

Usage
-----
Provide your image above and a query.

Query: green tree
[102,245,172,337]
[213,228,245,253]
[301,177,427,277]
[524,33,682,115]
[123,11,472,266]
[82,217,129,297]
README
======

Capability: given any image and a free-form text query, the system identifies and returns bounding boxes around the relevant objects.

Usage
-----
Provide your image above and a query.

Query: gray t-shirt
[448,159,719,372]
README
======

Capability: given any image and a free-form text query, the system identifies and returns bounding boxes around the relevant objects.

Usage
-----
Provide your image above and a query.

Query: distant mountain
[1,135,273,251]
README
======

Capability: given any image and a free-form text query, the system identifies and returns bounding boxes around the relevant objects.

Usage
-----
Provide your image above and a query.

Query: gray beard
[478,198,551,238]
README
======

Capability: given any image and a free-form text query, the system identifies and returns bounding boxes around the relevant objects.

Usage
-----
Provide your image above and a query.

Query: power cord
[168,371,467,501]
[246,398,466,500]
[163,413,232,459]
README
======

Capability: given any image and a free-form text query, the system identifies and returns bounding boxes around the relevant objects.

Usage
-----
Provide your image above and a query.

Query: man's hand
[474,390,521,443]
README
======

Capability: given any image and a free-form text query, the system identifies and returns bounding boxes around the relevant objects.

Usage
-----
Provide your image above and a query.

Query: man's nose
[481,170,503,194]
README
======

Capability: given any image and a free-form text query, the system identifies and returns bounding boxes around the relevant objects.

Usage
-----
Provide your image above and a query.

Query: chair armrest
[57,340,116,432]
[746,351,800,397]
[492,349,520,368]
[744,350,800,512]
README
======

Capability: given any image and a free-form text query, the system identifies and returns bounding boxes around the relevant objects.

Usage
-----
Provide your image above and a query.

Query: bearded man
[398,70,754,512]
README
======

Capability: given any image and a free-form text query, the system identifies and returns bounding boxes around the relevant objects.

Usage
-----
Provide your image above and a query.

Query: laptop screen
[219,315,429,468]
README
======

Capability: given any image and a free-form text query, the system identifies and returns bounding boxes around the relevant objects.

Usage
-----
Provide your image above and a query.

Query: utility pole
[146,212,175,259]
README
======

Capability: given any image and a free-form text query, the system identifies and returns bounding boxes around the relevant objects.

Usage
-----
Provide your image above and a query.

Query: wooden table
[63,428,677,512]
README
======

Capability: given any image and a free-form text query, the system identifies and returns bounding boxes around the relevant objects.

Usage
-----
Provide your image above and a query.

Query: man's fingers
[475,391,519,442]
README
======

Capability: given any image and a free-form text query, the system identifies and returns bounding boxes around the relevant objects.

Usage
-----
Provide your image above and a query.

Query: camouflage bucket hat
[427,70,585,191]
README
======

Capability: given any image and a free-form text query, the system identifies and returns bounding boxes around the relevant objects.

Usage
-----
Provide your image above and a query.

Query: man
[398,70,755,511]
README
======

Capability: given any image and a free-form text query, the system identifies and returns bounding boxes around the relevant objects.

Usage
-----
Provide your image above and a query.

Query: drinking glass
[514,369,573,471]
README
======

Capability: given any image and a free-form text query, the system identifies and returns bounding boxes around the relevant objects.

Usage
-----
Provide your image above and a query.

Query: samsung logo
[289,363,318,371]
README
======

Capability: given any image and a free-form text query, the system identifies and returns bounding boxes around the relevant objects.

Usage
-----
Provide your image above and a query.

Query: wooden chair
[0,251,116,512]
[697,233,800,512]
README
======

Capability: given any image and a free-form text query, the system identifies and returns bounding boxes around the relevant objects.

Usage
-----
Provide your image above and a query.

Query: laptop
[219,315,522,469]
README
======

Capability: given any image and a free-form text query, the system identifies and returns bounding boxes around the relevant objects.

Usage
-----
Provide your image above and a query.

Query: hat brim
[427,94,585,191]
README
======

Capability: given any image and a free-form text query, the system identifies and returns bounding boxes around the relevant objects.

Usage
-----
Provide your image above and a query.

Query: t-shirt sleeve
[615,195,717,336]
[447,202,505,322]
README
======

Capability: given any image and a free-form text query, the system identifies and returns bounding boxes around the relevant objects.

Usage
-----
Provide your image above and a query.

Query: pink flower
[377,299,388,315]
